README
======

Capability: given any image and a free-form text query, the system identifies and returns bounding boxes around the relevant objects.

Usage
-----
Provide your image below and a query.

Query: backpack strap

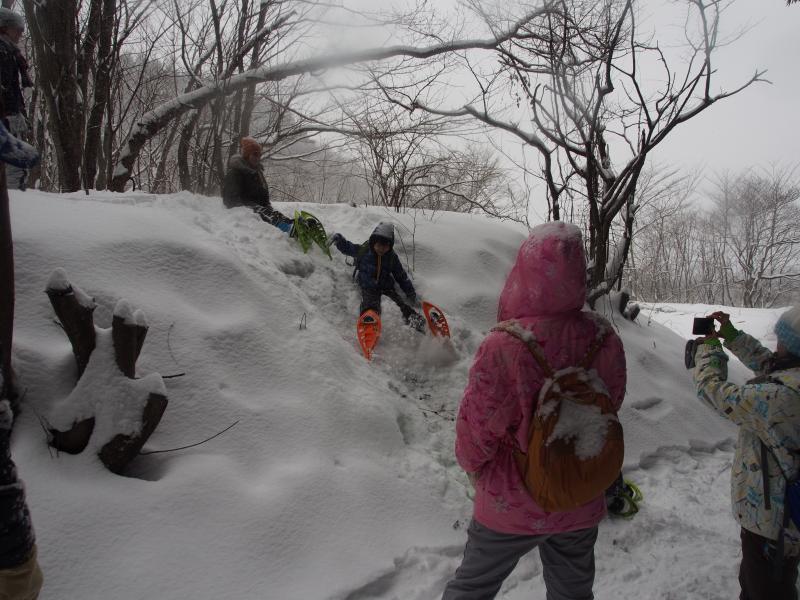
[761,438,794,581]
[350,241,370,279]
[762,441,773,511]
[492,321,554,378]
[580,328,611,370]
[493,320,610,376]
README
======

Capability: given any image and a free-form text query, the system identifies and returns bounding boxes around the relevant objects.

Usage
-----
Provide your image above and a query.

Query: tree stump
[46,270,168,474]
[613,289,640,322]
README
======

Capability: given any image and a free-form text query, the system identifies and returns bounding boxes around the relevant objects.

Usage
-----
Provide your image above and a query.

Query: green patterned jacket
[693,332,800,554]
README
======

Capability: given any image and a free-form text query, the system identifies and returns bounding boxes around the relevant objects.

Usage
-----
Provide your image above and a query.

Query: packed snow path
[9,191,775,599]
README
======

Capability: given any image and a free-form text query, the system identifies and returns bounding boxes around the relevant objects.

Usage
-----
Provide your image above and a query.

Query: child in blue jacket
[330,222,425,331]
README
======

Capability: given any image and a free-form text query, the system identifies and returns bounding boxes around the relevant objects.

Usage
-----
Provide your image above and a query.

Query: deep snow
[6,190,786,599]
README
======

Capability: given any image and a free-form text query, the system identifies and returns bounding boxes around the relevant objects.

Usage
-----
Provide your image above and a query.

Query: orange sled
[422,301,450,338]
[357,309,382,360]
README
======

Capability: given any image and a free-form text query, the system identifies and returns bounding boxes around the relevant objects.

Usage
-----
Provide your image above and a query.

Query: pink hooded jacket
[455,222,627,535]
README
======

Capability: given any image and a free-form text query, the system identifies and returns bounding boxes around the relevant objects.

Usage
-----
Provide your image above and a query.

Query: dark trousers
[740,528,800,600]
[443,520,597,600]
[360,287,416,322]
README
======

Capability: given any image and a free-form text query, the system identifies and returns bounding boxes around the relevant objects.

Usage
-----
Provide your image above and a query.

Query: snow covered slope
[8,190,753,599]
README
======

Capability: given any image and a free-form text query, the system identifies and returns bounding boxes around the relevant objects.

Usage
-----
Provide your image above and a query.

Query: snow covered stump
[45,269,168,474]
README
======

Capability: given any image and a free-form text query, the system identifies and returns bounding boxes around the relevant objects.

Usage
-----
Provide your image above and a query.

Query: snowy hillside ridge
[6,189,756,599]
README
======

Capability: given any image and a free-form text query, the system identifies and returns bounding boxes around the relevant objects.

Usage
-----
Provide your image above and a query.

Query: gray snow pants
[442,519,598,600]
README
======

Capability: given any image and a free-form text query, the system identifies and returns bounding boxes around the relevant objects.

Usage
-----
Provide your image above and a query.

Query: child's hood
[369,222,395,249]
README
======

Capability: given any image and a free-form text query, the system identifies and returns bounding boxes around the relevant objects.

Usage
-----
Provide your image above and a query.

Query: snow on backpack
[493,320,624,512]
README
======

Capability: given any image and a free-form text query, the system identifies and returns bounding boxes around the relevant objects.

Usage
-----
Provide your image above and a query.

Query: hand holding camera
[685,313,730,369]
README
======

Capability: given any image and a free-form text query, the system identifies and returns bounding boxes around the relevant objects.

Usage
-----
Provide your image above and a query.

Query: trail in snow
[207,199,481,517]
[323,444,741,600]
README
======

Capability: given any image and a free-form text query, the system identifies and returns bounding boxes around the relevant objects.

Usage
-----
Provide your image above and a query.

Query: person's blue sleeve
[334,236,360,257]
[392,256,416,299]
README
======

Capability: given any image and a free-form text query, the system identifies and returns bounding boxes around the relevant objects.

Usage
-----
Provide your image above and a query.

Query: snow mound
[8,190,742,599]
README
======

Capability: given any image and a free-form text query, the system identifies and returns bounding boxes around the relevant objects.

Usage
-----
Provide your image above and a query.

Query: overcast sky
[654,0,800,175]
[338,0,799,182]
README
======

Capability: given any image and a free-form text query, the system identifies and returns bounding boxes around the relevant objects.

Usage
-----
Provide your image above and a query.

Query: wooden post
[99,303,166,473]
[111,313,146,378]
[46,282,168,471]
[45,279,96,378]
[49,417,95,454]
[98,393,168,474]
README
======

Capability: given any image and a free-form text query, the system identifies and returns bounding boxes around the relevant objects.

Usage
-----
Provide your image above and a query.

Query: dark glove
[329,233,343,246]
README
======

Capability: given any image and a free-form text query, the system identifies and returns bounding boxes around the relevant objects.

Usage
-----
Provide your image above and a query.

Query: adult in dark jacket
[221,137,293,232]
[0,8,33,191]
[330,222,425,330]
[0,400,43,599]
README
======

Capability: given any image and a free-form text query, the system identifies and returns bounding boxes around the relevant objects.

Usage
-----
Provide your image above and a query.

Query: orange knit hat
[240,137,262,159]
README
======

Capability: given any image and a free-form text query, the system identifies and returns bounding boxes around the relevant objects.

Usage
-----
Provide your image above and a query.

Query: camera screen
[692,317,714,335]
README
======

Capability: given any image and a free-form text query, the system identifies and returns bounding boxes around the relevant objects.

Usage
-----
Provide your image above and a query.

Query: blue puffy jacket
[333,223,416,299]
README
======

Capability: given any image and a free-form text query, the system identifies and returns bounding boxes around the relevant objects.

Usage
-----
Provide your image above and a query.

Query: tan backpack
[493,320,624,512]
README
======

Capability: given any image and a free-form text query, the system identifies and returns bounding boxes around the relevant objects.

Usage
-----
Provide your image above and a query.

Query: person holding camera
[689,307,800,600]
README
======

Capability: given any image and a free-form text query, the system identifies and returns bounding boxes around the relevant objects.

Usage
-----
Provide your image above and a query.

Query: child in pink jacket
[443,222,626,600]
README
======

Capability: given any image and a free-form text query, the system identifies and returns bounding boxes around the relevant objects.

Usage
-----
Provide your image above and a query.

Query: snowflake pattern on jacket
[693,333,800,554]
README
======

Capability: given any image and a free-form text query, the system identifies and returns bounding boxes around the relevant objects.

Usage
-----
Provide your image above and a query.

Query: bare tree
[22,0,83,191]
[106,5,553,192]
[710,168,800,307]
[20,0,156,192]
[624,167,701,302]
[625,166,800,306]
[383,0,765,305]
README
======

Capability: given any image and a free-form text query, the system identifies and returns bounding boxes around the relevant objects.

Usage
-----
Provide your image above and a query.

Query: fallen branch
[138,420,240,455]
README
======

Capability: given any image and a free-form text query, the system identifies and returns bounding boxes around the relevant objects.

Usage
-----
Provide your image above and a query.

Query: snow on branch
[109,3,557,192]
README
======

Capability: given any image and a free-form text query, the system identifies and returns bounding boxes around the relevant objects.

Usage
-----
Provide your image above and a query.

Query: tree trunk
[22,0,84,192]
[239,0,269,137]
[83,0,116,190]
[152,120,180,193]
[177,111,201,191]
